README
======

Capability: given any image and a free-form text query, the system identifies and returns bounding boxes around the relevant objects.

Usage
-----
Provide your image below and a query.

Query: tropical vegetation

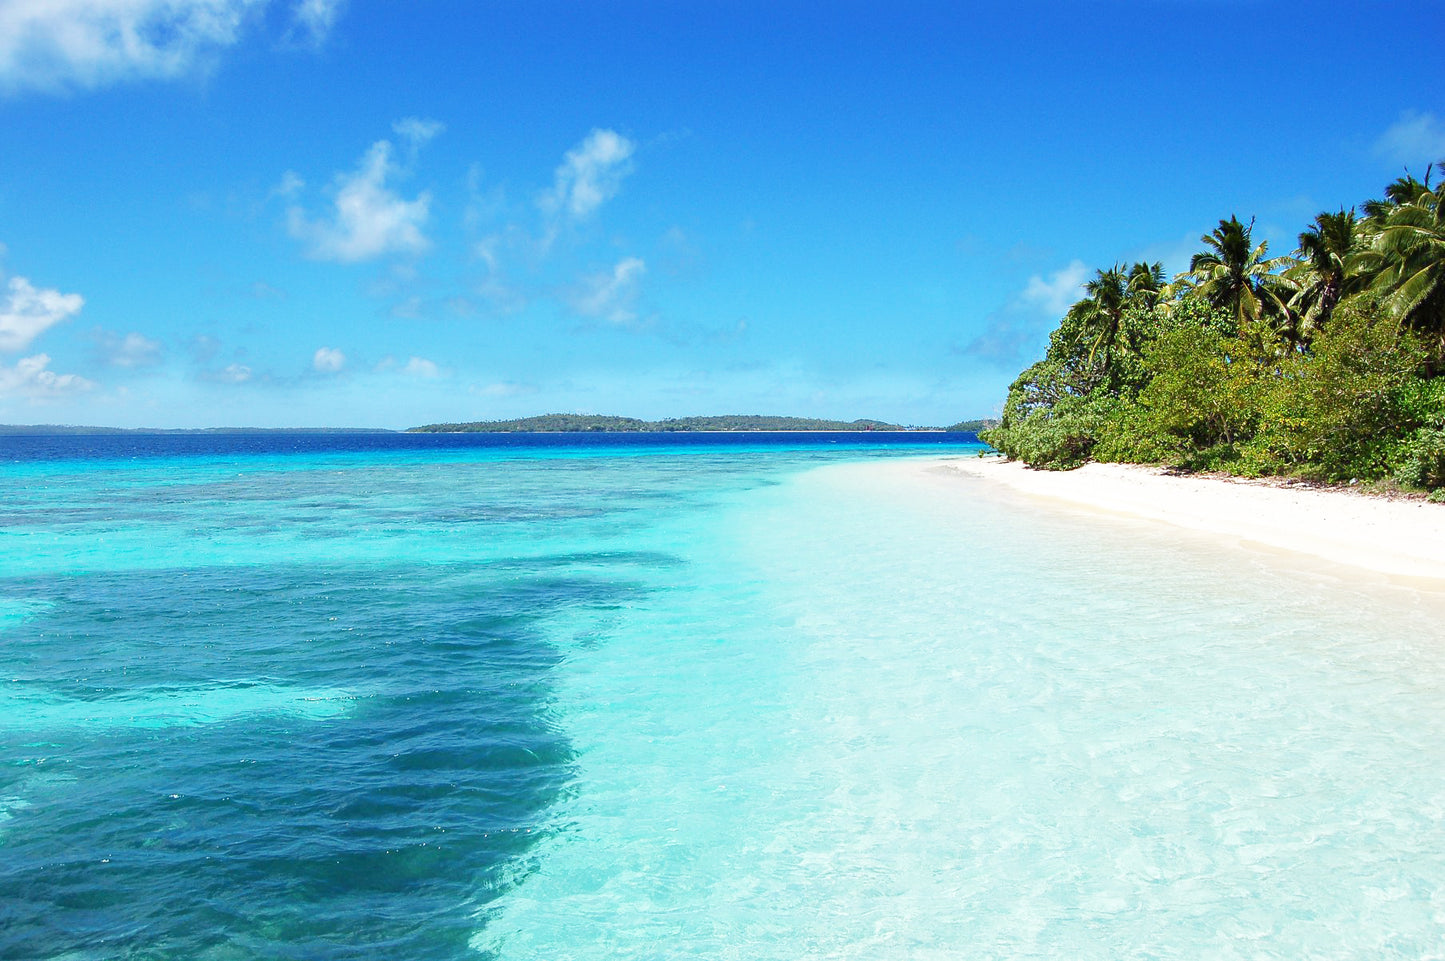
[981,163,1445,496]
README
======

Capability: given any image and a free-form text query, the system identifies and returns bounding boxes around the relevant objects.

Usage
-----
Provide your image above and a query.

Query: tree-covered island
[982,163,1445,497]
[409,414,936,432]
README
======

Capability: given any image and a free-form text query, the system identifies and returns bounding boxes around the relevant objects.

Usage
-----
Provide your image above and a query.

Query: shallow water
[4,438,1445,959]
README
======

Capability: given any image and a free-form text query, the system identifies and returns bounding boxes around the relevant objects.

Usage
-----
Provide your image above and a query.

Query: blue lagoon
[4,433,1445,959]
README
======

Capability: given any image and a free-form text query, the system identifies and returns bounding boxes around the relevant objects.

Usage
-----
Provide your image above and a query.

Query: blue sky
[1,0,1442,428]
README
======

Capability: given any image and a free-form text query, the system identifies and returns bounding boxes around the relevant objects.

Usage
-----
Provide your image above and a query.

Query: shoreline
[924,456,1445,582]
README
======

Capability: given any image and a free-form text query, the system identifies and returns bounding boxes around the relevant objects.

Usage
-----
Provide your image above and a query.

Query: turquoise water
[5,438,1445,958]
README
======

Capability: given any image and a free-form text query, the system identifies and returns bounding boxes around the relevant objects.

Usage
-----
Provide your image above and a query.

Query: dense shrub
[980,169,1445,488]
[984,288,1445,489]
[1394,428,1445,489]
[1240,304,1426,480]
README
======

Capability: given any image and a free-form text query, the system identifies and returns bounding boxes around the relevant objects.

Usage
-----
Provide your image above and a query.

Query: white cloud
[291,0,343,43]
[93,328,163,367]
[312,345,345,372]
[272,170,305,199]
[402,355,439,378]
[571,256,646,325]
[0,353,94,397]
[472,381,534,398]
[287,139,431,262]
[392,116,444,154]
[958,260,1088,365]
[470,233,527,314]
[1375,110,1445,166]
[0,274,84,352]
[541,129,635,220]
[217,362,251,383]
[464,163,505,231]
[1019,260,1087,316]
[0,0,342,94]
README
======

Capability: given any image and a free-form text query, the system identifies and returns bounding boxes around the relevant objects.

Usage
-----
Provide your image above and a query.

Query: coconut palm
[1361,168,1435,222]
[1355,165,1445,346]
[1176,216,1292,334]
[1126,261,1166,309]
[1064,265,1129,365]
[1285,209,1358,341]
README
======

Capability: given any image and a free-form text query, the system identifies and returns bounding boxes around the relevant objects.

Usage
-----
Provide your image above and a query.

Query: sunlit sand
[930,456,1445,581]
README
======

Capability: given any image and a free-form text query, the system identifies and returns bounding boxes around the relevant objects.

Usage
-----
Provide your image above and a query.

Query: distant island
[0,425,393,435]
[410,414,945,433]
[944,418,999,433]
[0,417,998,436]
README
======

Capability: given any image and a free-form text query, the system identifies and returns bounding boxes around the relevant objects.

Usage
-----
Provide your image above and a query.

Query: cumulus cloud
[376,354,441,378]
[1375,110,1445,166]
[291,0,343,43]
[92,328,163,368]
[1018,260,1087,317]
[959,260,1087,364]
[469,234,527,314]
[0,0,343,94]
[312,345,345,372]
[392,116,444,157]
[402,355,439,378]
[472,381,535,398]
[541,129,635,221]
[1,274,84,352]
[287,138,431,262]
[0,353,94,397]
[214,362,251,383]
[571,256,646,325]
[272,171,305,199]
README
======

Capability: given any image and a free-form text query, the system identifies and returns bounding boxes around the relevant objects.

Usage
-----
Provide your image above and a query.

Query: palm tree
[1176,216,1292,334]
[1065,265,1129,366]
[1355,164,1445,348]
[1361,168,1435,223]
[1285,209,1358,341]
[1126,261,1166,309]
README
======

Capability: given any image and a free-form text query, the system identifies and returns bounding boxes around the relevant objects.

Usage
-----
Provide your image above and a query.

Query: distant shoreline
[0,426,972,436]
[408,414,996,433]
[0,426,395,435]
[410,428,956,435]
[3,415,995,435]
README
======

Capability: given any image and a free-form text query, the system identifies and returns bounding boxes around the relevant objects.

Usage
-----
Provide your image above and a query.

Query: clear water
[4,436,1445,959]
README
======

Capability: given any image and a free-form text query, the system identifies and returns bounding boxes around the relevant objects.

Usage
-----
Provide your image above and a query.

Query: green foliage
[983,391,1113,471]
[1136,326,1263,455]
[1354,164,1445,349]
[1243,302,1425,480]
[1395,429,1445,490]
[982,360,1099,468]
[1173,216,1293,334]
[984,165,1445,490]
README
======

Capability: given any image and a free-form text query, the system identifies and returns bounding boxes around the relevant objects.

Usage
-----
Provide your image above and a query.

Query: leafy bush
[1238,304,1424,480]
[1393,428,1445,490]
[983,390,1112,470]
[1135,326,1263,455]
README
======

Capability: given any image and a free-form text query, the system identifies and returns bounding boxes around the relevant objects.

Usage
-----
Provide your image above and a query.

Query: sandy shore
[929,456,1445,582]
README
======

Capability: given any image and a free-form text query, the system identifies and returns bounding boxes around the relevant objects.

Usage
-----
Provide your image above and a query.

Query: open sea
[5,431,1445,960]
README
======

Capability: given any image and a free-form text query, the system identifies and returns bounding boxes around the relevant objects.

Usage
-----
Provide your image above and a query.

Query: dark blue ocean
[6,431,1445,960]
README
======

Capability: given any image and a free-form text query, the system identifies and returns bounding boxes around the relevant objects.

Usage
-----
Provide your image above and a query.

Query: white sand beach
[928,456,1445,582]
